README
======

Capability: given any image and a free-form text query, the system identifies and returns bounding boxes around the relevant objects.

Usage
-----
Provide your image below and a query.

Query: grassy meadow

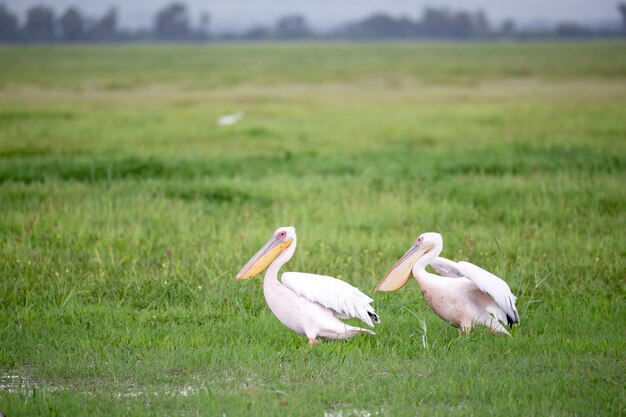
[0,42,625,416]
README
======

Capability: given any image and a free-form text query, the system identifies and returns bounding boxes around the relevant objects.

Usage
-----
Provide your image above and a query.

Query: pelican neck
[264,238,297,285]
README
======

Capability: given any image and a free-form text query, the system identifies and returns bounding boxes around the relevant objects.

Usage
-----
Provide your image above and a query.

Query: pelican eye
[277,231,287,239]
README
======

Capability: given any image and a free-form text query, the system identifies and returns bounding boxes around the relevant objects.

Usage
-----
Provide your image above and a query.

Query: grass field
[0,42,625,416]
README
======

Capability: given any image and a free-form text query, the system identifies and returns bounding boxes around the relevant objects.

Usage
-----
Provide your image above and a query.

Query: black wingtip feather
[368,311,380,323]
[507,298,519,328]
[506,313,519,329]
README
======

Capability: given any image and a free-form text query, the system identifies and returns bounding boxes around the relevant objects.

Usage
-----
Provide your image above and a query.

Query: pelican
[375,232,519,335]
[217,111,244,126]
[236,227,379,345]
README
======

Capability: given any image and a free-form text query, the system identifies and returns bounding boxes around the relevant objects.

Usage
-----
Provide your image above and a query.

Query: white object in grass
[217,112,244,126]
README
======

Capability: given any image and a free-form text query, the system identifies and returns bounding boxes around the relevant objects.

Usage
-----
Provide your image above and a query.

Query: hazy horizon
[3,0,623,32]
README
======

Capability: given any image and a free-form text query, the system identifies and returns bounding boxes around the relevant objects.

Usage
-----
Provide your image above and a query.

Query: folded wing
[430,257,465,277]
[281,272,379,327]
[456,261,520,326]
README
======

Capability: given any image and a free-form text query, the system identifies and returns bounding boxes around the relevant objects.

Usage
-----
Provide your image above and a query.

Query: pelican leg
[486,320,511,336]
[457,326,471,336]
[480,312,511,336]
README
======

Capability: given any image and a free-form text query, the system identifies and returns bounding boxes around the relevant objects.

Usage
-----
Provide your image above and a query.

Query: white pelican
[217,111,244,126]
[236,227,379,345]
[375,232,519,335]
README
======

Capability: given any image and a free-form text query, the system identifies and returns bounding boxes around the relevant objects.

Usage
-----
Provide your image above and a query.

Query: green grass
[0,42,625,416]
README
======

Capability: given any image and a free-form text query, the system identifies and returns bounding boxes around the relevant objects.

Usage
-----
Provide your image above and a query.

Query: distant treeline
[1,2,626,43]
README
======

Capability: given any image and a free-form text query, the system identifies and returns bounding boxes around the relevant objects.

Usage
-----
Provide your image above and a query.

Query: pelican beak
[236,236,293,280]
[375,243,427,291]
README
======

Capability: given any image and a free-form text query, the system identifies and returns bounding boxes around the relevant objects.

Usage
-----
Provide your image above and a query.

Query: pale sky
[4,0,623,31]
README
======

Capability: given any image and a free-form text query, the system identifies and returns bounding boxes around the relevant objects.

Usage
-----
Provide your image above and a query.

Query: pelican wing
[429,257,464,277]
[456,261,520,325]
[281,272,379,327]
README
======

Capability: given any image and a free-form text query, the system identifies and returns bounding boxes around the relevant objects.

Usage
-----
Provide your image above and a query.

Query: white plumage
[429,257,464,278]
[282,272,378,327]
[431,257,519,325]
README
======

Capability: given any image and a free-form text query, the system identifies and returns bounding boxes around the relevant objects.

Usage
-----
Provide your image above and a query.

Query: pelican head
[236,226,295,280]
[375,232,443,292]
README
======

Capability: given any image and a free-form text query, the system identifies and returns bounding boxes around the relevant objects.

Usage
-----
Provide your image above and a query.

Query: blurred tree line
[335,5,626,40]
[1,2,625,43]
[1,4,119,42]
[0,2,209,42]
